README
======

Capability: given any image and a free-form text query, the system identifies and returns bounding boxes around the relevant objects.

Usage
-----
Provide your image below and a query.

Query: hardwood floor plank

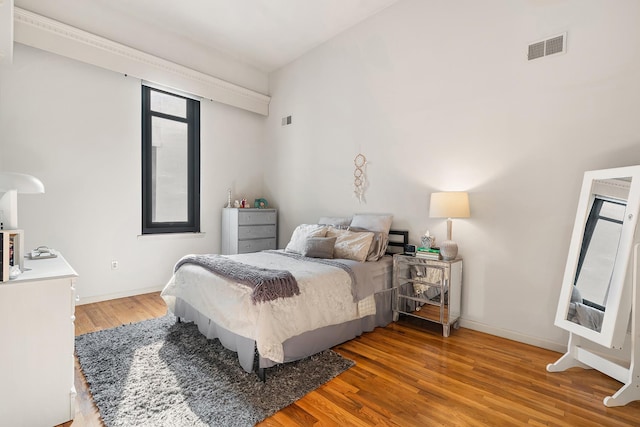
[64,293,640,427]
[263,404,317,426]
[294,392,372,427]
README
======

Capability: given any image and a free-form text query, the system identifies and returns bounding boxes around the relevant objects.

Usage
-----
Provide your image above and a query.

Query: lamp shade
[0,172,45,194]
[429,192,470,218]
[0,172,45,229]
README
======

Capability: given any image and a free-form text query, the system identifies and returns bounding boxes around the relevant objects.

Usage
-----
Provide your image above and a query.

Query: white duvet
[161,251,376,363]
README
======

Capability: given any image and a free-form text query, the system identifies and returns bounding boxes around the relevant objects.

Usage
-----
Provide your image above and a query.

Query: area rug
[75,314,355,427]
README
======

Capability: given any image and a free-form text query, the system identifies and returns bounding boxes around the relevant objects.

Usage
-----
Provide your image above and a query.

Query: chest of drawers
[0,254,78,426]
[221,208,277,254]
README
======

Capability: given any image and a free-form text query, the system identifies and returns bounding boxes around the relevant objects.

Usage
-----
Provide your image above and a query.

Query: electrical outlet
[111,260,119,270]
[281,115,292,126]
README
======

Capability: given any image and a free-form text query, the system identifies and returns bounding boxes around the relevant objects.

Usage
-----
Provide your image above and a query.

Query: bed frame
[174,230,409,381]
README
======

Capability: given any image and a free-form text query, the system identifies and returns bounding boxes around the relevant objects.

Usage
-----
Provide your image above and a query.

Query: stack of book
[416,247,440,260]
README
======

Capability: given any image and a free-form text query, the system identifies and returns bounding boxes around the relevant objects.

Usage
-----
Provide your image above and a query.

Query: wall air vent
[528,32,567,61]
[528,41,545,60]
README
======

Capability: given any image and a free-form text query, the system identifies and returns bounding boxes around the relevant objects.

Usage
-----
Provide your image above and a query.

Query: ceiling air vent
[528,32,566,61]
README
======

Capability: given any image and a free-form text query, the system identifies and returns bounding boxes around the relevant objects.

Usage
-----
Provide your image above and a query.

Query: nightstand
[392,254,462,337]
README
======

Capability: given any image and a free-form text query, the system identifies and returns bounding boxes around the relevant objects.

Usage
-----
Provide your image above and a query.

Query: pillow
[301,236,337,259]
[285,224,328,254]
[571,286,583,303]
[318,216,352,227]
[349,213,393,234]
[349,214,393,261]
[326,226,374,262]
[348,226,389,262]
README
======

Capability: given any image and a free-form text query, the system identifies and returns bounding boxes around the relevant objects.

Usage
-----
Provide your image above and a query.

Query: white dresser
[221,208,277,254]
[0,254,77,427]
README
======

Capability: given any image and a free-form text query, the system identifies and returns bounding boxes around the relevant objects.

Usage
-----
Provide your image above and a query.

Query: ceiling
[14,0,400,74]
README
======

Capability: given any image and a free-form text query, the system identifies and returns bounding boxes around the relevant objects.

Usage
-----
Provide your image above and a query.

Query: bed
[161,214,406,379]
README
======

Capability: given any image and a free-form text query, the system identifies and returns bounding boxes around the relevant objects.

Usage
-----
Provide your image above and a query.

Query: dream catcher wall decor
[354,153,367,203]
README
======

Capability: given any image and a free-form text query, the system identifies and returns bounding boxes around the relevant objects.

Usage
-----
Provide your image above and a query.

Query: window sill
[137,232,206,240]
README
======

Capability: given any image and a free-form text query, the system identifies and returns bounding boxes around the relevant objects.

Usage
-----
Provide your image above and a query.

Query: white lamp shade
[429,192,470,218]
[0,172,45,194]
[0,172,45,229]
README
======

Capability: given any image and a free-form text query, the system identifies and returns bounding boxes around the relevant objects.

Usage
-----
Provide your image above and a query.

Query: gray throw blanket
[174,254,299,304]
[569,302,604,332]
[265,250,371,302]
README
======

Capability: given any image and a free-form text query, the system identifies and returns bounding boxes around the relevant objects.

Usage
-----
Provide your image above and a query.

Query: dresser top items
[9,254,78,283]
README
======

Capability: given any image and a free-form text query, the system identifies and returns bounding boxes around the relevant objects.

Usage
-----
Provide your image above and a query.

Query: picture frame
[254,198,269,209]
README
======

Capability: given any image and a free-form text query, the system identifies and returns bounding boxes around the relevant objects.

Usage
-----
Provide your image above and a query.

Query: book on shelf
[415,246,440,259]
[416,253,440,260]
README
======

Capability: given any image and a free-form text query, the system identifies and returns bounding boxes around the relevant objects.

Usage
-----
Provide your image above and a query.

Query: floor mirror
[547,165,640,407]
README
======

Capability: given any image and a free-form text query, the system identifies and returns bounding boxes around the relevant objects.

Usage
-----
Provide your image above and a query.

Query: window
[142,85,200,234]
[574,197,626,308]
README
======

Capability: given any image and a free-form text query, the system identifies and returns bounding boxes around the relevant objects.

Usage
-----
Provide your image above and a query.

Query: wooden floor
[61,292,640,427]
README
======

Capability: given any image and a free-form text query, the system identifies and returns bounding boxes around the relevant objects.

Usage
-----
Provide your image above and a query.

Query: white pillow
[349,213,393,234]
[318,216,352,227]
[348,226,389,262]
[349,214,393,260]
[327,226,374,262]
[285,224,328,254]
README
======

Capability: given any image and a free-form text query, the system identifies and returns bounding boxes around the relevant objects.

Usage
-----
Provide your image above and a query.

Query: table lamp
[0,172,45,230]
[429,191,470,260]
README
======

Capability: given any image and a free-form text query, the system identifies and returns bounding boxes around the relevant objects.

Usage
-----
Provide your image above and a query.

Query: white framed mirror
[554,166,640,348]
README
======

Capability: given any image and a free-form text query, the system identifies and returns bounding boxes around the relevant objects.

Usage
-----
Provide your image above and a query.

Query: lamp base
[440,240,458,261]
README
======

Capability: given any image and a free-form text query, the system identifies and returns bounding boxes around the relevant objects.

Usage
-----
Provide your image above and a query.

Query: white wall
[0,44,266,303]
[265,0,640,350]
[2,0,639,352]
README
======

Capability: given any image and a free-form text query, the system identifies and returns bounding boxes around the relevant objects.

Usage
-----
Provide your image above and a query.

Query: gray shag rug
[75,314,355,427]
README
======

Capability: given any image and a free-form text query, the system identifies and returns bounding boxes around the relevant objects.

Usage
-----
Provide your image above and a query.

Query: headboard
[386,230,409,255]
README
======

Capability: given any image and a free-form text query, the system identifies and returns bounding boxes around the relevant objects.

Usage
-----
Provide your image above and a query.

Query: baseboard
[76,285,165,305]
[459,318,567,353]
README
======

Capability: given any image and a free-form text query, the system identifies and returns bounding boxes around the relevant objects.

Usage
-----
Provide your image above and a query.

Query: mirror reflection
[567,178,630,332]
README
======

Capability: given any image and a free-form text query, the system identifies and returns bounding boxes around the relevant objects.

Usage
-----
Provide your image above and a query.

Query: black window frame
[141,85,200,234]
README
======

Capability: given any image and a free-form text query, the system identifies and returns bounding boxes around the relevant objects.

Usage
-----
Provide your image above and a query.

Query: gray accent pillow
[301,236,337,259]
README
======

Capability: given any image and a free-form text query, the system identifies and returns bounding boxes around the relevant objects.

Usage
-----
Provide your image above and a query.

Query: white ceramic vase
[439,240,458,260]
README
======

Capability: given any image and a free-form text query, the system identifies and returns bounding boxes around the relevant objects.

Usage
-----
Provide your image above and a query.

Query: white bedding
[161,251,392,363]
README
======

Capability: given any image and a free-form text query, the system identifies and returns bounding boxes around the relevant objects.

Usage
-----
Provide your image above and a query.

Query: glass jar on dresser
[221,208,277,254]
[392,254,462,337]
